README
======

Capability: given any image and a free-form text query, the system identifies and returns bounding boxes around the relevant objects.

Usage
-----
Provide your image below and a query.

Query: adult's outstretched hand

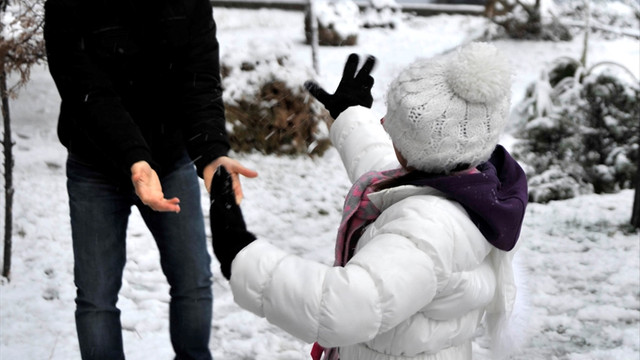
[204,156,258,204]
[131,161,181,213]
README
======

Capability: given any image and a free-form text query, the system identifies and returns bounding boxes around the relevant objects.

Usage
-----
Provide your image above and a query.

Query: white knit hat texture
[384,42,512,173]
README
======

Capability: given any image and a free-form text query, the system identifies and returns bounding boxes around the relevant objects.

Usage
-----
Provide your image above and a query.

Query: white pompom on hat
[383,42,512,173]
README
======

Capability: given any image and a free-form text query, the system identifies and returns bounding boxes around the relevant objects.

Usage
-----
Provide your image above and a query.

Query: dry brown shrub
[303,1,359,46]
[222,58,332,156]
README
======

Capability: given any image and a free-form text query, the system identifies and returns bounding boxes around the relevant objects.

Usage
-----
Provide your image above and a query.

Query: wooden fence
[210,0,485,16]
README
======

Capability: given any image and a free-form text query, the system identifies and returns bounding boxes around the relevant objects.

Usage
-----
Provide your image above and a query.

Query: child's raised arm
[305,54,399,181]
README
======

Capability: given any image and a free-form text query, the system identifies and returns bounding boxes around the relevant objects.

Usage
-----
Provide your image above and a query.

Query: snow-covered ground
[1,6,639,360]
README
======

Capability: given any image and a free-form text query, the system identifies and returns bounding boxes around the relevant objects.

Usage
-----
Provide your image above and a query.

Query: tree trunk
[1,69,14,280]
[632,157,640,229]
[580,0,590,67]
[308,0,320,74]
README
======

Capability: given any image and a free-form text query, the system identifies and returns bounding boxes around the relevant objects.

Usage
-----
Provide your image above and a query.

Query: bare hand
[204,156,258,204]
[131,161,181,213]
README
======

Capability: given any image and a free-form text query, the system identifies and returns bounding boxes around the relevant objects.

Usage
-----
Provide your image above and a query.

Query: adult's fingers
[153,197,181,213]
[231,163,258,179]
[209,156,258,204]
[143,196,181,213]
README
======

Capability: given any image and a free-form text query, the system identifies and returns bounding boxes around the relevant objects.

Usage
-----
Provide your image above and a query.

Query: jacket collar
[368,185,445,212]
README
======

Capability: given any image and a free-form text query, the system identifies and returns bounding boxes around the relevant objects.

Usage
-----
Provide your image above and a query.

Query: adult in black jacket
[44,1,257,359]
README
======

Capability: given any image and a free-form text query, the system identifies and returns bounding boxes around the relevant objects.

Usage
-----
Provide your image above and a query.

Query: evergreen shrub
[511,57,639,203]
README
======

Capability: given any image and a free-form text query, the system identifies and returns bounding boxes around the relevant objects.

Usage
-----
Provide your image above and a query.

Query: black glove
[209,166,256,280]
[304,53,376,119]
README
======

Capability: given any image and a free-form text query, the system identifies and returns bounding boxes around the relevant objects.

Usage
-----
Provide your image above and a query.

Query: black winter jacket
[44,0,230,182]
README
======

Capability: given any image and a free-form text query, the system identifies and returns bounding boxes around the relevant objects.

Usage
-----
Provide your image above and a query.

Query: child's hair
[383,42,512,174]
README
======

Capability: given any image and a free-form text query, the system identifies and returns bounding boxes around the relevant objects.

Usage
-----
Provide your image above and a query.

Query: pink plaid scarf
[334,167,408,266]
[312,167,407,360]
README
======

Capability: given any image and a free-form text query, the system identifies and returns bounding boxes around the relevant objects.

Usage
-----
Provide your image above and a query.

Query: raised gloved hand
[210,166,256,280]
[304,53,376,119]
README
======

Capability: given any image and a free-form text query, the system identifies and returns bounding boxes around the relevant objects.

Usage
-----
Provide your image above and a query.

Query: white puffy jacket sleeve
[329,106,398,182]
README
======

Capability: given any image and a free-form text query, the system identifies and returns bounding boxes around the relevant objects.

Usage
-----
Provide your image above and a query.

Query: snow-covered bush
[554,0,640,39]
[511,57,639,203]
[360,0,402,29]
[221,41,331,156]
[527,165,590,203]
[305,0,359,46]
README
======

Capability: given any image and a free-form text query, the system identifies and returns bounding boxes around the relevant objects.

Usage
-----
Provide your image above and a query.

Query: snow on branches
[0,0,45,95]
[511,57,639,203]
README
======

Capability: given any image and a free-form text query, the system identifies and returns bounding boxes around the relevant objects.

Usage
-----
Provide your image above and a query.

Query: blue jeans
[67,153,213,360]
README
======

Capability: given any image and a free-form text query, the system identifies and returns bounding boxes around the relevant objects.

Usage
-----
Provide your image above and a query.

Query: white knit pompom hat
[383,42,512,173]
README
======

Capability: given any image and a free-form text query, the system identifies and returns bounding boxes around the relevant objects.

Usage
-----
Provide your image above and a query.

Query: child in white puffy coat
[210,42,529,360]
